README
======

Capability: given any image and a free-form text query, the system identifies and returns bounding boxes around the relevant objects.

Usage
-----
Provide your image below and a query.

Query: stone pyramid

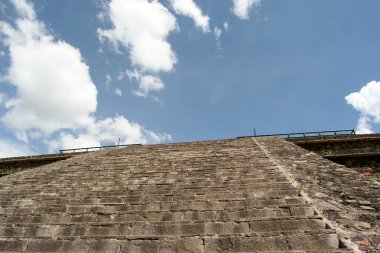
[0,136,377,252]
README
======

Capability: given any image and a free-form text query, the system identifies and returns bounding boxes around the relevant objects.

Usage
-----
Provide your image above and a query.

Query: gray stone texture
[0,137,358,252]
[257,137,380,252]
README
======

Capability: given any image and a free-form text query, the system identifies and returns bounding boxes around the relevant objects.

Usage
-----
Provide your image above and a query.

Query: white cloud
[169,0,210,33]
[126,69,141,80]
[232,0,261,20]
[214,27,222,49]
[48,116,171,151]
[98,0,178,73]
[0,138,33,158]
[223,22,229,32]
[355,116,373,134]
[214,27,222,40]
[0,0,172,152]
[133,75,165,98]
[118,68,140,81]
[114,88,122,96]
[345,80,380,134]
[126,70,164,98]
[0,1,97,134]
[105,74,112,88]
[10,0,36,19]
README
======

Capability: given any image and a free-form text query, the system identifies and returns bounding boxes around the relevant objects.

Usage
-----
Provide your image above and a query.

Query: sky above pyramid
[0,0,380,157]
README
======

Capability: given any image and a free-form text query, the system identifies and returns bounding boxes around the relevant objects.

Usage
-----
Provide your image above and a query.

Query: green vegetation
[296,186,303,195]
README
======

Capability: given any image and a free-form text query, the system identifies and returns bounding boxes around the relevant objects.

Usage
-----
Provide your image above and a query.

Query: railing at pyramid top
[238,129,356,139]
[59,144,134,154]
[60,129,356,154]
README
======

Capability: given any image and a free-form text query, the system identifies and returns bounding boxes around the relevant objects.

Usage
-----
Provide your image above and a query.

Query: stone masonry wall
[0,137,354,252]
[289,134,380,171]
[257,137,380,252]
[0,154,80,177]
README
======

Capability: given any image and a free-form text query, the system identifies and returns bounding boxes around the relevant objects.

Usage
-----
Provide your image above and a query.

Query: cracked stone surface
[0,137,360,252]
[256,137,379,253]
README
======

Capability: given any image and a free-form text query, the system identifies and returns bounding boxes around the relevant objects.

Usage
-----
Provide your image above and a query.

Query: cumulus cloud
[0,0,171,154]
[214,27,222,40]
[214,27,222,49]
[169,0,210,33]
[0,138,33,158]
[223,22,229,32]
[232,0,261,20]
[133,75,165,98]
[345,80,380,134]
[0,0,97,134]
[48,116,171,151]
[10,0,35,19]
[98,0,178,73]
[114,88,122,96]
[126,69,164,98]
[105,74,112,89]
[126,69,141,80]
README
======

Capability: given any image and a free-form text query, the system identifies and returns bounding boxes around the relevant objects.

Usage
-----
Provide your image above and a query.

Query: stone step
[11,173,289,184]
[0,233,347,252]
[2,198,308,215]
[0,182,292,193]
[3,170,285,180]
[0,181,294,194]
[3,167,281,176]
[0,188,298,201]
[0,195,305,209]
[0,217,328,239]
[2,174,290,182]
[0,192,303,206]
[204,233,344,252]
[2,207,316,224]
[0,227,337,241]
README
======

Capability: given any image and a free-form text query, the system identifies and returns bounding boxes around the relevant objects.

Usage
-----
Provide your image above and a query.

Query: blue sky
[0,0,380,157]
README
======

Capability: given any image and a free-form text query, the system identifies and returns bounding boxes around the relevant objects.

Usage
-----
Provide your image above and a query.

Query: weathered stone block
[117,224,154,236]
[83,239,121,252]
[205,236,289,252]
[250,218,325,232]
[155,224,180,236]
[0,239,25,252]
[287,234,339,250]
[159,238,204,253]
[120,240,160,253]
[86,226,115,236]
[180,223,204,235]
[0,226,24,237]
[24,225,54,238]
[290,207,315,216]
[205,221,249,234]
[61,240,91,252]
[26,240,62,252]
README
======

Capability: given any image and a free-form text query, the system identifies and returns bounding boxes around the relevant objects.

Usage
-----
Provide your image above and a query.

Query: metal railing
[60,129,356,153]
[239,129,356,139]
[59,144,132,154]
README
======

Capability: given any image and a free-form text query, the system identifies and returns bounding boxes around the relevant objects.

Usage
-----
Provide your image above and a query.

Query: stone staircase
[0,138,353,252]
